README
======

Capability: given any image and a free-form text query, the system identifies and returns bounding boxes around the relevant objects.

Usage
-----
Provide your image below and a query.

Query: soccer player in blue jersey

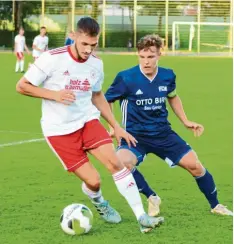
[65,31,75,46]
[105,34,232,217]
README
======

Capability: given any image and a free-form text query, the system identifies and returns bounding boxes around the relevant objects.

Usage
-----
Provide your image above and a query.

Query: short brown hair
[137,34,163,51]
[77,17,100,37]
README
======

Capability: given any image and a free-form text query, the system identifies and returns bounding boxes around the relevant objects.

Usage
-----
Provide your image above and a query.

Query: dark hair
[77,17,100,36]
[40,26,46,30]
[137,34,163,51]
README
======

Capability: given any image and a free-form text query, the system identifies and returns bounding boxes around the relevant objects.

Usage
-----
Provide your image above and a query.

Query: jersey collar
[139,65,158,83]
[68,46,88,63]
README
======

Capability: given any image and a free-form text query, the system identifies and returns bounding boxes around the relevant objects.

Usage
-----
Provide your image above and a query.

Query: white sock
[82,182,104,204]
[113,167,145,220]
[20,60,24,71]
[15,61,20,72]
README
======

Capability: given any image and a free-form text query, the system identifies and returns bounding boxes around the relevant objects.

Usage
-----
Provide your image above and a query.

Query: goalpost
[172,21,233,55]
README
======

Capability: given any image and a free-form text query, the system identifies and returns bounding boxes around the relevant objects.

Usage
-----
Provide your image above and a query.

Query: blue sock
[132,168,156,198]
[195,168,219,209]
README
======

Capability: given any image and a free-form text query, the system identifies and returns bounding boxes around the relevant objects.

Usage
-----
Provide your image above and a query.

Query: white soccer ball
[60,203,93,235]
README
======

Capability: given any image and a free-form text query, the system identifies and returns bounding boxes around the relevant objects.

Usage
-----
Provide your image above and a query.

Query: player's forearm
[16,78,56,101]
[33,45,42,52]
[108,102,113,112]
[108,103,114,129]
[168,95,188,124]
[25,44,29,52]
[92,92,119,128]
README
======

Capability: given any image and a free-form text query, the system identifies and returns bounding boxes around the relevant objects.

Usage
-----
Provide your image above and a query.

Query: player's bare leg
[20,57,25,72]
[117,149,161,217]
[179,150,232,216]
[89,143,164,232]
[74,162,121,223]
[15,56,20,73]
[15,52,25,73]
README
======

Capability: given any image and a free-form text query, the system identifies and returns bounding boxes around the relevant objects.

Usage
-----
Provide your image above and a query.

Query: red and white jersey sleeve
[24,46,105,137]
[15,35,25,52]
[24,51,53,86]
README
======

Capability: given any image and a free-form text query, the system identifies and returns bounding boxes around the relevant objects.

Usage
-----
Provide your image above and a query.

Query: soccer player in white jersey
[16,17,164,233]
[14,27,30,73]
[32,26,49,59]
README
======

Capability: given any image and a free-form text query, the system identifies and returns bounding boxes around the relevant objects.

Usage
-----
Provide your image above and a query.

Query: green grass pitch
[0,53,232,244]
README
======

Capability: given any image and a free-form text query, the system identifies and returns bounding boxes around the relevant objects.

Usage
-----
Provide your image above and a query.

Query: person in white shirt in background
[32,26,49,60]
[14,27,30,73]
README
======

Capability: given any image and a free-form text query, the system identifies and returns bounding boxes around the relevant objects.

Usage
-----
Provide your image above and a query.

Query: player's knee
[187,160,199,171]
[185,160,203,176]
[193,161,204,176]
[180,151,201,175]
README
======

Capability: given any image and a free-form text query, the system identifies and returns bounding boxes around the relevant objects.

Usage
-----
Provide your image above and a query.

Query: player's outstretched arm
[14,42,17,55]
[32,44,43,52]
[24,44,30,55]
[168,95,187,123]
[168,95,204,137]
[92,91,137,147]
[16,77,76,105]
[107,102,115,137]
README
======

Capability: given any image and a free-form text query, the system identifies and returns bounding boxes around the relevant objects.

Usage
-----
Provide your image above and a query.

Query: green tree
[138,1,165,35]
[90,0,101,20]
[0,1,12,29]
[119,0,134,32]
[13,1,41,30]
[118,0,181,36]
[201,1,231,22]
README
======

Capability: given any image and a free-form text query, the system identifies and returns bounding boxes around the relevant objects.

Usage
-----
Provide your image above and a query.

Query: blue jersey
[65,38,74,46]
[105,65,177,136]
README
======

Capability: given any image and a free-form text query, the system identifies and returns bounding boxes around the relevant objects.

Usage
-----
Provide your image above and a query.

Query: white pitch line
[0,138,45,148]
[0,130,42,135]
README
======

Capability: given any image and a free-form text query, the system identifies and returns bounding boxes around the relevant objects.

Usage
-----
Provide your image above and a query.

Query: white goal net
[172,21,233,55]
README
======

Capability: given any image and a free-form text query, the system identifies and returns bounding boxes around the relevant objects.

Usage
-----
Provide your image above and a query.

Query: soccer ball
[60,203,93,235]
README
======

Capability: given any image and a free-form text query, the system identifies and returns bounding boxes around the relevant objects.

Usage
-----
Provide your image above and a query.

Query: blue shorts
[118,130,192,168]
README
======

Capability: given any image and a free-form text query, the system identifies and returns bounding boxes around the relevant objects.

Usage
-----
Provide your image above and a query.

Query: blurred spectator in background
[127,39,132,51]
[32,26,49,60]
[65,31,75,46]
[175,36,180,50]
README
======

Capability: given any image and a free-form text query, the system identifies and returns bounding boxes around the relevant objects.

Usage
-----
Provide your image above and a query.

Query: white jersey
[24,46,104,137]
[15,34,25,52]
[32,35,49,58]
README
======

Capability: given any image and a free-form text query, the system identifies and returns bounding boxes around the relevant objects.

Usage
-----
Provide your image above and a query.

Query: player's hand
[113,124,138,147]
[108,127,115,138]
[183,120,204,137]
[27,51,31,55]
[54,89,76,105]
